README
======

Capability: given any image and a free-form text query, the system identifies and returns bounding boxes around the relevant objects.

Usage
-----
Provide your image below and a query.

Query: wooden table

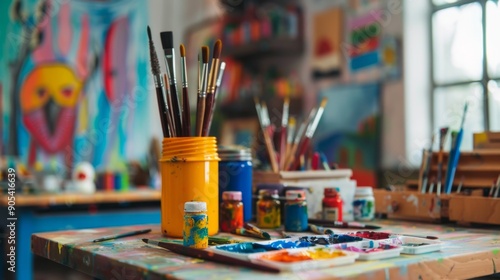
[31,220,500,279]
[1,190,161,280]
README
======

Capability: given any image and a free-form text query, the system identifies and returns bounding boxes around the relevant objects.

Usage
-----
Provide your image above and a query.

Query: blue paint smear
[216,240,314,254]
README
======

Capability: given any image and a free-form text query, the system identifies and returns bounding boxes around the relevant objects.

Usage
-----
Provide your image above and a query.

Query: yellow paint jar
[160,137,220,237]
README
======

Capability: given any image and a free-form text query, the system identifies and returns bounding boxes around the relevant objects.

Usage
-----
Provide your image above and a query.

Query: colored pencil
[160,31,183,137]
[93,228,151,242]
[143,239,279,273]
[179,44,191,136]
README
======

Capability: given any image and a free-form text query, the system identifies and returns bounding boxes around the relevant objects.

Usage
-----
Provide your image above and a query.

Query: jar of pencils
[218,146,253,222]
[160,137,220,237]
[183,201,208,248]
[284,190,308,232]
[219,191,244,232]
[256,189,281,228]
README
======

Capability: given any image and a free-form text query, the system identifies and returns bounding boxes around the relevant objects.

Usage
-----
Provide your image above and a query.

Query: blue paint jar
[284,190,308,232]
[218,146,253,222]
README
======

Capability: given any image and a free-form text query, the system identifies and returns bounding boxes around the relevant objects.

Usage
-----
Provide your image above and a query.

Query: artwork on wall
[314,83,380,187]
[0,0,150,174]
[311,7,343,79]
[348,10,382,72]
[381,35,400,80]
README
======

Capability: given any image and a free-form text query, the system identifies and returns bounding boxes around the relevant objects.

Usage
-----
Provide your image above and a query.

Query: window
[431,0,500,150]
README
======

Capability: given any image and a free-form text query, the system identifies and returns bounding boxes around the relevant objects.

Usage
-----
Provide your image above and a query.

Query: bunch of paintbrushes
[254,97,328,172]
[147,26,226,137]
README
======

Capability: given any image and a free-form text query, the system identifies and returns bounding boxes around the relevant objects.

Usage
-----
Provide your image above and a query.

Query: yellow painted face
[20,64,83,112]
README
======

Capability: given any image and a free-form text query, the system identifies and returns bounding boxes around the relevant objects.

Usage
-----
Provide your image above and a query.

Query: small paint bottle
[220,191,244,232]
[183,201,208,248]
[322,188,343,222]
[256,189,281,228]
[284,190,308,232]
[353,187,375,221]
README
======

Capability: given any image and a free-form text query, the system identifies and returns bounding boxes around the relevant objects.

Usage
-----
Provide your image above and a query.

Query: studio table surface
[31,220,500,280]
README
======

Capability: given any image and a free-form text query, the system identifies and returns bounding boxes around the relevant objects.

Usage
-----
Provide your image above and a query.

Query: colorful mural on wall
[0,0,151,174]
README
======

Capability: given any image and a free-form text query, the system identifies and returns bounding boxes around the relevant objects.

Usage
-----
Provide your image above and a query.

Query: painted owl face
[20,63,83,113]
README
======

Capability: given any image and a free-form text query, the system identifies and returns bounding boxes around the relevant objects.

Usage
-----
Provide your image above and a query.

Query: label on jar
[353,199,375,220]
[322,207,340,221]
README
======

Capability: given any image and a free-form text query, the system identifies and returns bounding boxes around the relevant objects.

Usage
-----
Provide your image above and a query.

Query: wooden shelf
[0,189,160,207]
[223,37,304,60]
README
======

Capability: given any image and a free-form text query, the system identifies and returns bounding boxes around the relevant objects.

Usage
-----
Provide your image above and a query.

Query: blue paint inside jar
[219,160,253,222]
[284,202,308,232]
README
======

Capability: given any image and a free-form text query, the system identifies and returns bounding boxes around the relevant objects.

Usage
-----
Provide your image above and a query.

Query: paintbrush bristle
[289,117,296,126]
[213,40,222,59]
[320,97,328,108]
[147,26,153,42]
[160,31,174,49]
[180,44,186,57]
[147,27,161,76]
[202,46,209,63]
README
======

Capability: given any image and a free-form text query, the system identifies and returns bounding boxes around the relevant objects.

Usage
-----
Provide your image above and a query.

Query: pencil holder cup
[160,137,220,237]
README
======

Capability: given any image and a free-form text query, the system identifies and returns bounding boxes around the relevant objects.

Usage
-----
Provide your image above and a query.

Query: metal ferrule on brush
[207,59,219,93]
[164,50,177,85]
[153,74,164,88]
[200,64,209,97]
[306,107,324,138]
[180,57,188,88]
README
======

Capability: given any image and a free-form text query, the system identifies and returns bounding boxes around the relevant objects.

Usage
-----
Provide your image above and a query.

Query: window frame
[430,0,500,131]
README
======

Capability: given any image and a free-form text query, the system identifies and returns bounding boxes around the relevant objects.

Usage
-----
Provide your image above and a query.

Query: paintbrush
[494,175,500,198]
[456,176,464,194]
[280,231,292,238]
[243,223,271,240]
[489,180,496,197]
[208,236,246,245]
[436,127,449,196]
[279,97,290,170]
[205,61,226,132]
[163,74,177,136]
[202,40,222,136]
[179,44,191,136]
[421,135,435,194]
[93,228,151,242]
[445,103,468,194]
[285,107,316,170]
[258,102,279,172]
[308,219,381,230]
[147,26,173,137]
[320,152,330,170]
[231,227,271,240]
[195,46,209,136]
[160,31,183,137]
[308,224,334,235]
[290,98,328,171]
[285,116,296,160]
[142,239,279,273]
[393,234,439,240]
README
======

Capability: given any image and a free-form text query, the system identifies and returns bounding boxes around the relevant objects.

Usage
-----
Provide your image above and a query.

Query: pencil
[142,239,279,273]
[93,228,151,242]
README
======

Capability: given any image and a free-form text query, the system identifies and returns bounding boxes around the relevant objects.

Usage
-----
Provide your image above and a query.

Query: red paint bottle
[322,188,343,222]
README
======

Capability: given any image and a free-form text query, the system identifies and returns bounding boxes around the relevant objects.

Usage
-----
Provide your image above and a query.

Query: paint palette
[331,241,402,261]
[248,247,359,272]
[381,236,442,255]
[210,239,316,260]
[346,231,392,240]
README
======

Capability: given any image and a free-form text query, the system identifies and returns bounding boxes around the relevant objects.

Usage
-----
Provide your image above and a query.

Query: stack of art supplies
[147,26,226,138]
[255,97,328,172]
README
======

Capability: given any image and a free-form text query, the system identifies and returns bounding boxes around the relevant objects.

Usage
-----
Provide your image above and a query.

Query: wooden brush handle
[201,93,214,136]
[195,96,205,137]
[182,87,191,137]
[170,84,183,137]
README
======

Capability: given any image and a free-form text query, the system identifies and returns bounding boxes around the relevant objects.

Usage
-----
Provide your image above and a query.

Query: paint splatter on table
[31,220,500,279]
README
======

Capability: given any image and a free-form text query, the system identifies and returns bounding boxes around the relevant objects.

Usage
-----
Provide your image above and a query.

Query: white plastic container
[248,247,359,272]
[382,236,443,255]
[353,187,375,221]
